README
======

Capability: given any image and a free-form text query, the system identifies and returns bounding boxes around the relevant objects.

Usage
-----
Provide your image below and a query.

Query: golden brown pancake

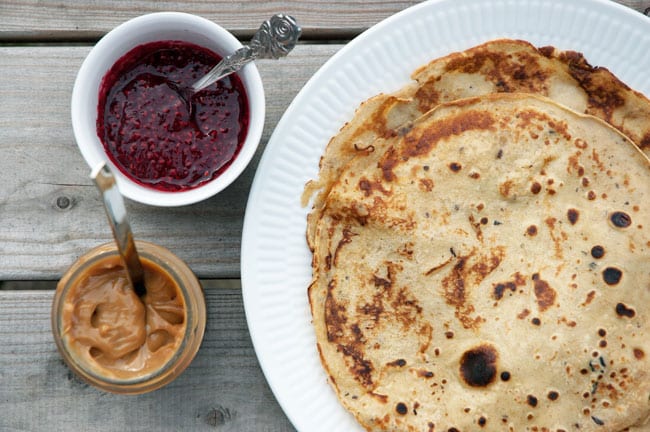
[308,93,650,431]
[303,39,650,250]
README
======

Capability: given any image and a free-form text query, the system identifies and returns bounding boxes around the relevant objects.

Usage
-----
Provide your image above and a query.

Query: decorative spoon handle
[91,162,146,297]
[192,14,301,92]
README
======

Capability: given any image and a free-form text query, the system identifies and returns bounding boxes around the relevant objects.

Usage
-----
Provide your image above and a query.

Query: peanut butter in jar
[52,241,206,394]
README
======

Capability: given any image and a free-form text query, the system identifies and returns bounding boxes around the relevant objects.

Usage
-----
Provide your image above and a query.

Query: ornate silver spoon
[192,14,302,93]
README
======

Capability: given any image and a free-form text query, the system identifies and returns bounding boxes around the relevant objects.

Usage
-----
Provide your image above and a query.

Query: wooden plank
[0,287,296,432]
[0,0,647,41]
[0,0,421,41]
[0,44,339,280]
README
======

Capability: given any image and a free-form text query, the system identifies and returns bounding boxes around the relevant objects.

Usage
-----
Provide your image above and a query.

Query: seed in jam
[97,40,249,192]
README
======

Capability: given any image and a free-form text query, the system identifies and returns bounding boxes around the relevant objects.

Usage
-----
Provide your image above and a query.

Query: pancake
[308,93,650,431]
[302,39,650,249]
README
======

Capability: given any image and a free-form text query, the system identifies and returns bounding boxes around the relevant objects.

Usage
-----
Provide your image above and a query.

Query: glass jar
[51,241,206,394]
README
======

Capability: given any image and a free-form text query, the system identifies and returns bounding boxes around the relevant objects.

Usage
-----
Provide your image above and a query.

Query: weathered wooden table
[1,1,649,431]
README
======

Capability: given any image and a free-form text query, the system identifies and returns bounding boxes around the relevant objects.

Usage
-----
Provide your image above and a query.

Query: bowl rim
[71,11,265,206]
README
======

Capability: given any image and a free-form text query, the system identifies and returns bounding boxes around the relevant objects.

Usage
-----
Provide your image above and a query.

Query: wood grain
[0,44,339,280]
[0,0,420,41]
[0,287,296,432]
[1,0,648,41]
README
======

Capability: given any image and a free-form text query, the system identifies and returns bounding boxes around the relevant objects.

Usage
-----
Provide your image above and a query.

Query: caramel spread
[62,255,185,379]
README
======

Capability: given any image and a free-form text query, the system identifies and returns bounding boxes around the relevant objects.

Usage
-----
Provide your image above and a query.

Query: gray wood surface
[0,44,339,280]
[1,0,647,41]
[2,1,650,431]
[0,286,295,432]
[0,0,421,40]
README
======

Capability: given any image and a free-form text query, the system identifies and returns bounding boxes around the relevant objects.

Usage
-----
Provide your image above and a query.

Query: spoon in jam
[193,14,301,92]
[91,162,146,297]
[174,14,301,112]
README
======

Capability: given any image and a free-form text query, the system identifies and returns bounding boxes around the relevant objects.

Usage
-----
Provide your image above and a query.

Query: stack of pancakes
[304,40,650,431]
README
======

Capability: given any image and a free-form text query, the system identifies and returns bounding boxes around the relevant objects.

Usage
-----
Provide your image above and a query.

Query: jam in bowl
[71,12,265,206]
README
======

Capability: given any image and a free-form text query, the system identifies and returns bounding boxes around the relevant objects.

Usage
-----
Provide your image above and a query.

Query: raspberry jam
[97,40,249,192]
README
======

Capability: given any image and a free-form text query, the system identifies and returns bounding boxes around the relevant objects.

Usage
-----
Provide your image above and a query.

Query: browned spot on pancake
[559,317,577,327]
[499,179,514,198]
[492,272,526,300]
[634,348,645,359]
[459,344,498,387]
[603,267,623,285]
[379,146,399,182]
[567,208,580,225]
[387,358,407,367]
[337,324,374,388]
[544,217,565,259]
[533,273,557,312]
[610,211,632,228]
[641,132,650,150]
[567,152,583,177]
[325,280,347,341]
[587,190,597,200]
[527,394,538,407]
[518,309,531,319]
[418,178,434,192]
[325,282,375,388]
[590,148,607,174]
[615,303,635,318]
[582,290,597,306]
[449,162,462,172]
[358,177,391,197]
[399,110,496,163]
[333,227,358,266]
[443,46,550,95]
[391,286,423,329]
[530,181,542,194]
[414,78,441,112]
[418,323,433,354]
[538,45,555,58]
[517,109,571,141]
[415,369,434,378]
[370,392,388,403]
[574,138,588,149]
[353,143,376,154]
[526,225,538,236]
[425,256,453,276]
[442,247,505,329]
[468,214,484,242]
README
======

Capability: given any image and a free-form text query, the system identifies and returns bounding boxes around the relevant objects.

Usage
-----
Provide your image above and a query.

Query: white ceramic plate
[241,0,650,430]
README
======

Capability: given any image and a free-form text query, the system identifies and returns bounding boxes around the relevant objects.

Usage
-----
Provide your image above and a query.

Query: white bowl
[71,12,265,206]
